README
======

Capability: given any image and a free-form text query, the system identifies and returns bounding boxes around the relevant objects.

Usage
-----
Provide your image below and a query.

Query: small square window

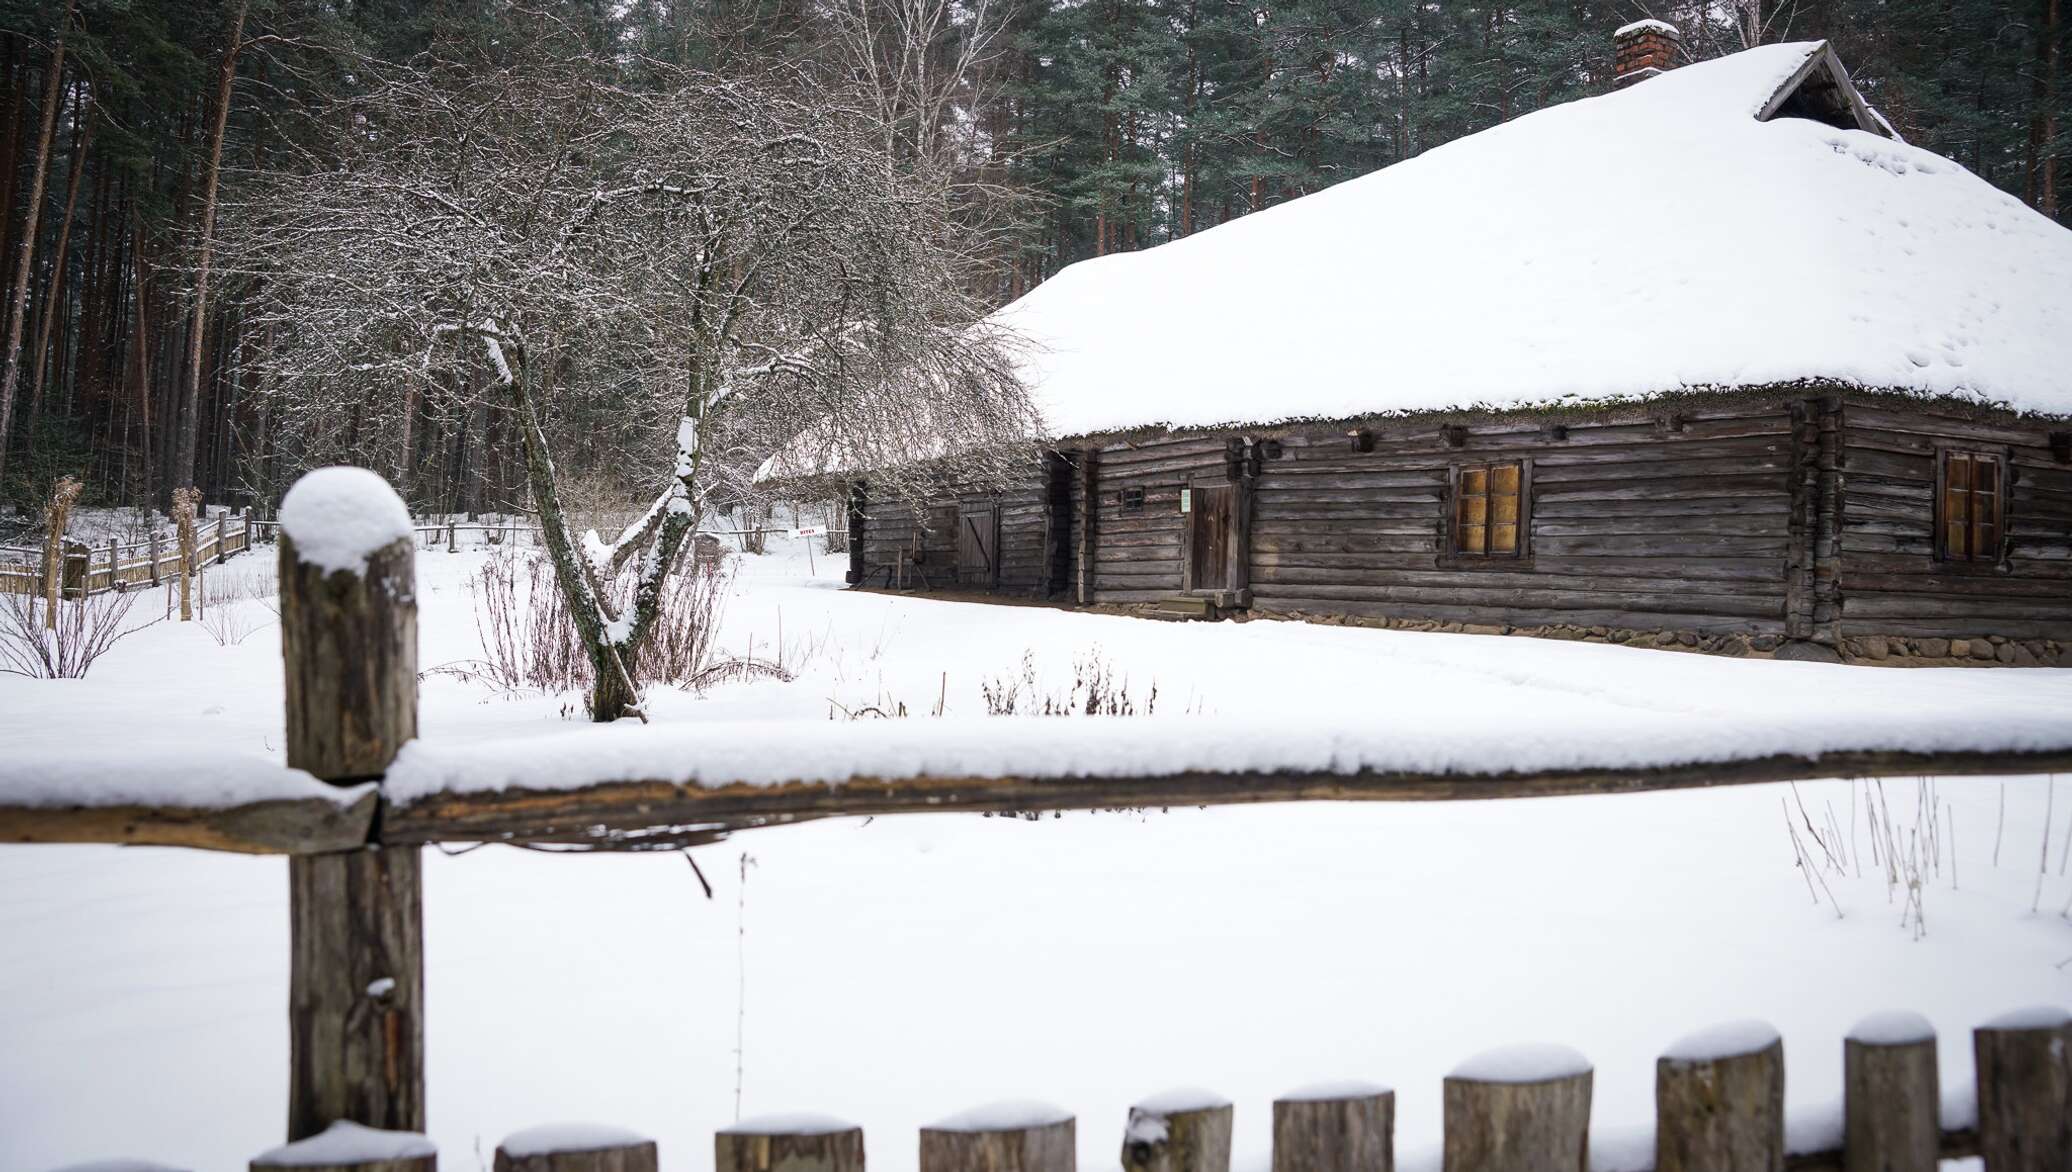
[1454,462,1525,557]
[1939,450,2003,563]
[1118,487,1145,512]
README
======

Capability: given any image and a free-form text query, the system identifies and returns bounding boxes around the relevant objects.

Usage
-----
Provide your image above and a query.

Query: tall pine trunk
[171,0,247,502]
[29,87,90,427]
[0,0,72,490]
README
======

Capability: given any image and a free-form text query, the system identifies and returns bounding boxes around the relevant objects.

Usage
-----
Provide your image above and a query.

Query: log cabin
[803,32,2072,667]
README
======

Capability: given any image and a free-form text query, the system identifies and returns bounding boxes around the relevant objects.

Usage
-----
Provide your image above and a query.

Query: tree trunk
[171,0,248,499]
[0,0,72,489]
[27,82,88,427]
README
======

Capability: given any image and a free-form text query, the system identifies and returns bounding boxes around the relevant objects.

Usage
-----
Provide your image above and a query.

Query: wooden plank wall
[1245,403,1800,635]
[856,466,1055,596]
[1078,435,1231,603]
[1838,400,2072,644]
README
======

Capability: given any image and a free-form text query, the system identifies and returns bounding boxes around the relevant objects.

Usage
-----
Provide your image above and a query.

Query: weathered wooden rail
[0,512,255,598]
[7,468,2071,1172]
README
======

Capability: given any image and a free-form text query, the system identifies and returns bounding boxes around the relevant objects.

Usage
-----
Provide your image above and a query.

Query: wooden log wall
[853,464,1056,597]
[1246,403,1799,636]
[1837,399,2072,650]
[1076,434,1232,604]
[841,391,2072,657]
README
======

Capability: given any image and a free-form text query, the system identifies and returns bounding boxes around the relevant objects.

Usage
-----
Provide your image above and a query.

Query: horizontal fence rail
[0,514,256,599]
[84,1010,2072,1172]
[13,469,2069,1172]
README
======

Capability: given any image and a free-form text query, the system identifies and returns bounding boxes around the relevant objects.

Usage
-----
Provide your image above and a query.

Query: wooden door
[957,504,999,589]
[1186,485,1234,592]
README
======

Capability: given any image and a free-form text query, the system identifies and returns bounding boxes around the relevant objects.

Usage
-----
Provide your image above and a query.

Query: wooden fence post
[1655,1022,1784,1172]
[1844,1012,1939,1172]
[60,539,89,599]
[252,1120,435,1172]
[278,467,422,1143]
[149,529,163,585]
[921,1104,1075,1172]
[446,518,456,553]
[173,486,200,622]
[496,1125,659,1172]
[717,1117,865,1172]
[1442,1044,1592,1172]
[1974,1007,2072,1171]
[1122,1091,1232,1172]
[1271,1083,1393,1172]
[107,537,118,591]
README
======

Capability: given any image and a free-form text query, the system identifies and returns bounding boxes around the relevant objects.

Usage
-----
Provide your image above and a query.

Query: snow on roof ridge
[1615,17,1679,37]
[992,41,2072,439]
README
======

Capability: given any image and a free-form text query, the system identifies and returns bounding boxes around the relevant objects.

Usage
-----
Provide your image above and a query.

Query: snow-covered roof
[999,41,2072,440]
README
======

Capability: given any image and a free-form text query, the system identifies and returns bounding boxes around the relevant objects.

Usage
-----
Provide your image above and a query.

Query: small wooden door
[957,504,999,589]
[1185,484,1235,592]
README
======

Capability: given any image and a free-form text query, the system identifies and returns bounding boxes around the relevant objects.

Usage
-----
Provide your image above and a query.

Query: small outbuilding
[831,32,2072,666]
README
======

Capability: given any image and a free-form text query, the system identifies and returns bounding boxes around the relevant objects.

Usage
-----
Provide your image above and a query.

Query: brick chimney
[1614,19,1681,88]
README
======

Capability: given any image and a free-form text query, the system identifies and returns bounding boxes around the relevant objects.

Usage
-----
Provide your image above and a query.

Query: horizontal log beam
[1,790,378,854]
[10,748,2071,856]
[376,747,2072,852]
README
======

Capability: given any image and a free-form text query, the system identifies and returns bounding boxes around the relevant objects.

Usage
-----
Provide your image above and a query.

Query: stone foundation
[1228,606,2071,667]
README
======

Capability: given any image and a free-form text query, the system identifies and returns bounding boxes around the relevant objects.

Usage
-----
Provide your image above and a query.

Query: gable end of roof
[1758,42,1890,137]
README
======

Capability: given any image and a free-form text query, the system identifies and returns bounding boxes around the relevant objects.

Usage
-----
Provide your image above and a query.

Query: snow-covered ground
[2,538,2069,1171]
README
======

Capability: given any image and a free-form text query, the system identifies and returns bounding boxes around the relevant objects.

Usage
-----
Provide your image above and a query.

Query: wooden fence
[10,468,2072,1172]
[212,1011,2071,1171]
[0,513,256,599]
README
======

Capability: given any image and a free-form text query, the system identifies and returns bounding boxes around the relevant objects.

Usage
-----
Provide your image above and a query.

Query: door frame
[1180,474,1251,604]
[956,498,1001,590]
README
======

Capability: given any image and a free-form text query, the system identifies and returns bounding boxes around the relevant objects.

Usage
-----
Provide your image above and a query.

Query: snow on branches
[221,23,1036,719]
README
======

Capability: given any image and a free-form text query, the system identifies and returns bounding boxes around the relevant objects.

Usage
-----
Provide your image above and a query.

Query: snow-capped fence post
[716,1117,865,1172]
[495,1125,659,1172]
[1441,1046,1592,1172]
[921,1105,1076,1172]
[1843,1013,1939,1172]
[1270,1085,1393,1172]
[277,467,425,1143]
[1121,1092,1232,1172]
[1973,1008,2072,1170]
[251,1121,436,1172]
[1654,1022,1784,1172]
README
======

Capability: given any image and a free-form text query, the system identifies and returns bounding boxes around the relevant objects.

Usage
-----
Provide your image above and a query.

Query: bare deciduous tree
[222,27,1037,721]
